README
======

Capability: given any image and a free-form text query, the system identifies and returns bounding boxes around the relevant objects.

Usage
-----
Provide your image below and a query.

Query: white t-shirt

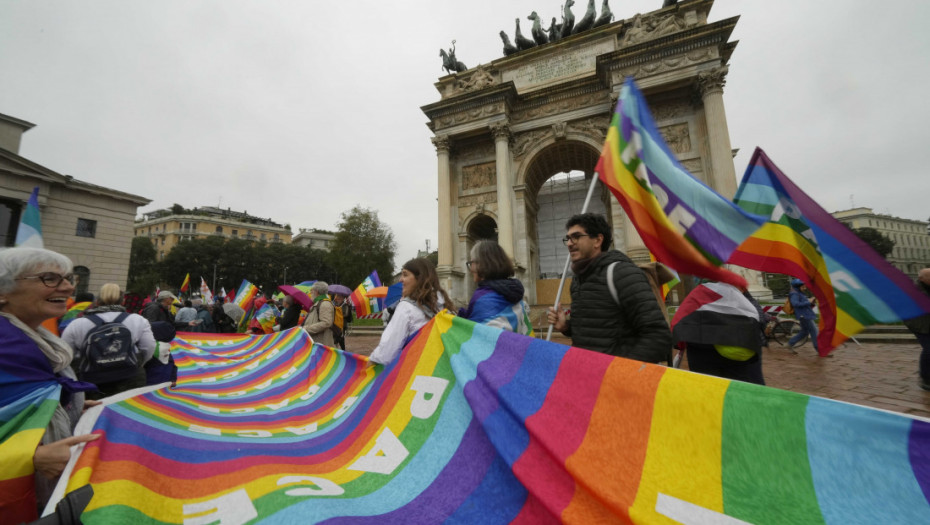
[369,296,443,366]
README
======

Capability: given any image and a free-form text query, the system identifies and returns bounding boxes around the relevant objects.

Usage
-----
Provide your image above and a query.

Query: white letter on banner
[348,428,409,475]
[286,422,318,436]
[281,367,298,379]
[829,271,862,294]
[266,399,289,411]
[182,488,257,525]
[200,393,219,399]
[255,379,273,390]
[200,377,216,383]
[333,397,357,419]
[409,376,449,419]
[231,407,255,414]
[299,385,321,400]
[197,405,221,414]
[236,430,272,438]
[652,184,670,208]
[276,476,344,497]
[654,493,751,524]
[227,391,247,397]
[221,371,239,380]
[667,205,697,234]
[188,425,221,436]
[245,361,260,371]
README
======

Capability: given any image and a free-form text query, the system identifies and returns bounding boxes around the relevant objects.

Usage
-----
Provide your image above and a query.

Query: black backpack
[77,313,140,384]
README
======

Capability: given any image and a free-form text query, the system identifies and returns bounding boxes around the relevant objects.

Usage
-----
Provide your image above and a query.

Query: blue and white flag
[15,187,43,248]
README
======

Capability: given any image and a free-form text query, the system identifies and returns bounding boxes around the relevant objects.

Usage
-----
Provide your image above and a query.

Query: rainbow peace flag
[58,300,92,331]
[596,78,766,289]
[253,302,281,334]
[730,148,930,353]
[349,271,382,317]
[1,318,64,523]
[52,314,930,523]
[232,279,259,332]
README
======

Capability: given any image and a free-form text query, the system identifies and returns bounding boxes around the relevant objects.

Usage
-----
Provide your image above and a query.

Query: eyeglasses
[465,260,476,269]
[562,233,593,245]
[16,272,76,288]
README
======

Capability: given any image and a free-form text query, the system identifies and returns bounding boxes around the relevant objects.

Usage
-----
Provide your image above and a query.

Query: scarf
[85,304,126,315]
[570,252,606,276]
[1,311,73,373]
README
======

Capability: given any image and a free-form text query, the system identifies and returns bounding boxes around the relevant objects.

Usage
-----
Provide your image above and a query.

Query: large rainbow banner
[50,314,930,523]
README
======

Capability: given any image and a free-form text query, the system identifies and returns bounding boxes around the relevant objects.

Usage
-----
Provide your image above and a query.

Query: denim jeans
[789,317,819,350]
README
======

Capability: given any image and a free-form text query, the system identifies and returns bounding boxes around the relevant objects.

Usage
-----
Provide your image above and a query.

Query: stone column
[491,121,516,258]
[698,66,737,199]
[432,135,454,268]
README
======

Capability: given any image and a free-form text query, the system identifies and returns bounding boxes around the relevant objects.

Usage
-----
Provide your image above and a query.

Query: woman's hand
[33,434,100,478]
[83,399,102,413]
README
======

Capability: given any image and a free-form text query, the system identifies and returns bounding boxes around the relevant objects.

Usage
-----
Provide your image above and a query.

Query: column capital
[490,121,511,141]
[697,65,729,98]
[431,134,451,153]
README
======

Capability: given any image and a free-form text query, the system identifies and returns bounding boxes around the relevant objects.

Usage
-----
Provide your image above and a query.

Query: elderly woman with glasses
[0,247,100,522]
[459,241,533,336]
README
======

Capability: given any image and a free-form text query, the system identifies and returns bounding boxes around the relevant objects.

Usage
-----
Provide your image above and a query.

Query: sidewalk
[344,333,930,419]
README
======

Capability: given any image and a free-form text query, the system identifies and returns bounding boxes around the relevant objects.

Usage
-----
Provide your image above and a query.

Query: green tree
[127,237,159,294]
[851,227,895,258]
[328,206,396,288]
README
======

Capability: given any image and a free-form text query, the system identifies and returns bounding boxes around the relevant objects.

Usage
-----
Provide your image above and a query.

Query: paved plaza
[344,333,929,420]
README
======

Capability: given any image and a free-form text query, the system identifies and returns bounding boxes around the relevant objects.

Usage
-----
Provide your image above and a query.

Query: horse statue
[527,11,549,45]
[439,40,467,75]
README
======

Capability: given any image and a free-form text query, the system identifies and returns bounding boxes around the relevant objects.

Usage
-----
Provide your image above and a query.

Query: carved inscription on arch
[462,162,497,190]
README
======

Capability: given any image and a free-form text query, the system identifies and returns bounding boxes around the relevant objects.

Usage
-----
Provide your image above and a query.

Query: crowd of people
[6,211,926,520]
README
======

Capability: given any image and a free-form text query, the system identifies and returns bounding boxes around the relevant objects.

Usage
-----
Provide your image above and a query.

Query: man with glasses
[546,213,672,363]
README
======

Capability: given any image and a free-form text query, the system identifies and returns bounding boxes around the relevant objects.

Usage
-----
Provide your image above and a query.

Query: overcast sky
[2,0,929,269]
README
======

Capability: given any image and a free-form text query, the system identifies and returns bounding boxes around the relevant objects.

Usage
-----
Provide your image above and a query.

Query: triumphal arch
[422,0,741,306]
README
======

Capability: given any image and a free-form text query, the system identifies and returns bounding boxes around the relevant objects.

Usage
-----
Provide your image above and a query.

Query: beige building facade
[0,113,150,293]
[422,0,745,305]
[291,229,335,251]
[833,207,930,279]
[135,206,292,259]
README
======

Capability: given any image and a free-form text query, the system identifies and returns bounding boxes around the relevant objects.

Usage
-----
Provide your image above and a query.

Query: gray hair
[311,281,329,297]
[0,247,74,294]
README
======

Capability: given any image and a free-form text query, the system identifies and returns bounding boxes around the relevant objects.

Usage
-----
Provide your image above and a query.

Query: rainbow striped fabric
[349,271,382,317]
[58,300,92,331]
[253,303,281,334]
[730,148,930,353]
[53,314,930,523]
[595,78,766,289]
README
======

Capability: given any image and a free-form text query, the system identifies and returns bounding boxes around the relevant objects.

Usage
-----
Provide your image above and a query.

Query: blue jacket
[789,287,817,320]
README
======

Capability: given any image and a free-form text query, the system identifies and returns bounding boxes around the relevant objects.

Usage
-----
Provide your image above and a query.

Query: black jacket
[565,250,672,362]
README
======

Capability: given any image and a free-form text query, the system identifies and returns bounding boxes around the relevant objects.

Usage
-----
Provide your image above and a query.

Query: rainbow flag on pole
[349,271,382,317]
[14,186,43,248]
[729,148,930,353]
[595,78,766,289]
[50,314,930,523]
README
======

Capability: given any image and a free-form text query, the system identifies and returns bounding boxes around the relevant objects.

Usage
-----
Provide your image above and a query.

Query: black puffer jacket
[565,250,672,362]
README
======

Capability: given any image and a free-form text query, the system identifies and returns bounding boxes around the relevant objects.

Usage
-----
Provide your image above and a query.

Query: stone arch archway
[422,0,744,305]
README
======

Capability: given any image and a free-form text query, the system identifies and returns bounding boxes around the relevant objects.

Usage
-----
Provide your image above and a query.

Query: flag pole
[546,173,601,341]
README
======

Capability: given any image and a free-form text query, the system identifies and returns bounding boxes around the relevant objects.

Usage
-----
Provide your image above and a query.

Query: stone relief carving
[659,123,690,154]
[511,92,608,123]
[512,128,553,160]
[454,142,496,163]
[697,65,728,96]
[459,193,495,207]
[616,49,714,80]
[569,116,610,142]
[462,162,497,190]
[552,121,567,140]
[436,103,504,129]
[651,98,692,121]
[621,11,691,46]
[450,65,497,95]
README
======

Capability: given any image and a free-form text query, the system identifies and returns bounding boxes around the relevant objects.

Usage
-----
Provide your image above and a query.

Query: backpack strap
[85,313,104,327]
[606,262,620,306]
[114,312,130,324]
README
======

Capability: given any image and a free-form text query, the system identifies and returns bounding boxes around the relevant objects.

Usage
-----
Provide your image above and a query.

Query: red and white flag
[199,277,214,303]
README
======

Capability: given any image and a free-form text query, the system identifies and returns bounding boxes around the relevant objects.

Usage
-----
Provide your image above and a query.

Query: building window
[260,233,266,241]
[160,251,164,260]
[76,218,97,238]
[273,233,280,242]
[0,197,22,247]
[161,238,166,245]
[231,229,238,238]
[215,226,223,234]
